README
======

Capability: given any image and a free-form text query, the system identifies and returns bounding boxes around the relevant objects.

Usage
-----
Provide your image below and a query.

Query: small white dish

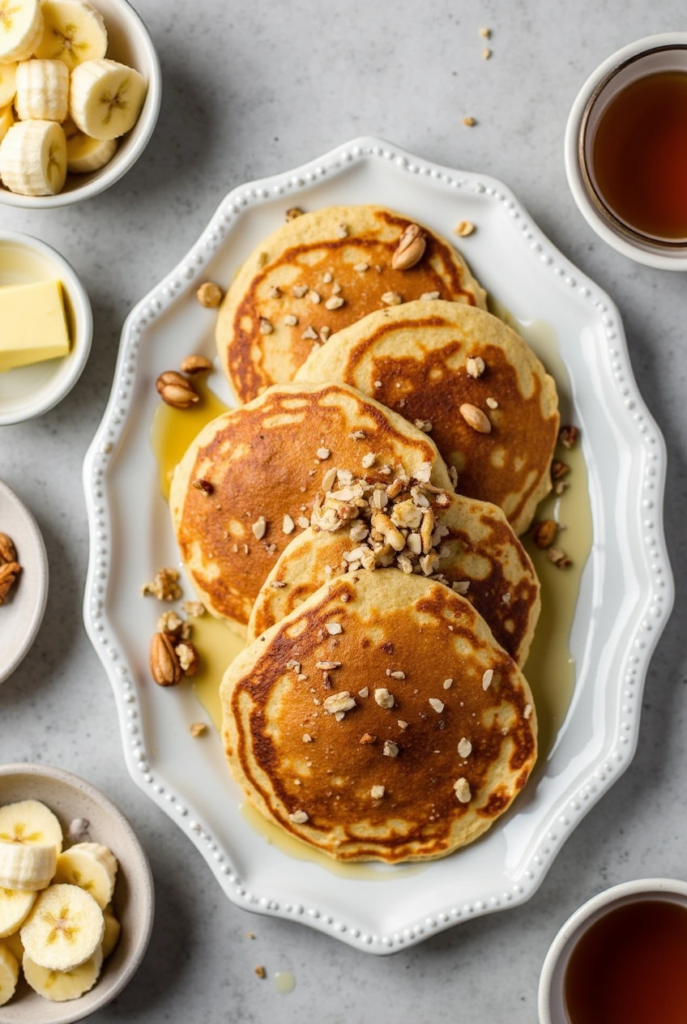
[0,480,48,685]
[565,33,687,270]
[538,878,687,1023]
[0,763,154,1024]
[0,233,92,426]
[0,0,161,209]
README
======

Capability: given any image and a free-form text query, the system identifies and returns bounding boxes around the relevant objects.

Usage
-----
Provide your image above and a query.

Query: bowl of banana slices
[0,0,161,207]
[0,763,154,1022]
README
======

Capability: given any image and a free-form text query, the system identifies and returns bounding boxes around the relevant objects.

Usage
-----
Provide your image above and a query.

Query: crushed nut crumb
[429,698,444,713]
[252,516,267,540]
[383,740,399,758]
[482,668,494,691]
[374,688,395,709]
[142,568,182,602]
[371,785,385,799]
[454,777,471,803]
[189,722,207,738]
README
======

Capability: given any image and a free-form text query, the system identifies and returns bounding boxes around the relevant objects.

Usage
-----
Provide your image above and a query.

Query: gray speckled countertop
[0,1,684,1020]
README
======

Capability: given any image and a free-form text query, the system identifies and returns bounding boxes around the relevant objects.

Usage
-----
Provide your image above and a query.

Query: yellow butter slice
[0,280,70,373]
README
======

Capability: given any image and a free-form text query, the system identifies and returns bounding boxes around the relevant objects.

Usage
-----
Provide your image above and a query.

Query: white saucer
[0,480,49,684]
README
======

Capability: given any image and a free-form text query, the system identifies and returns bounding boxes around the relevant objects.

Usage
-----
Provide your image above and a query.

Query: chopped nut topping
[415,462,432,483]
[316,447,331,460]
[452,580,470,595]
[322,272,333,283]
[189,722,207,738]
[463,116,476,127]
[371,785,385,799]
[286,659,301,672]
[361,452,376,469]
[524,703,533,720]
[326,622,343,635]
[259,317,273,334]
[354,262,369,272]
[460,403,492,434]
[559,425,579,449]
[316,660,341,670]
[383,740,399,758]
[196,281,223,308]
[387,669,406,680]
[331,282,342,295]
[286,206,304,221]
[454,777,471,803]
[443,678,453,690]
[502,592,511,604]
[293,285,308,298]
[381,291,403,306]
[350,429,366,441]
[142,567,182,602]
[552,460,570,481]
[323,691,356,716]
[466,355,486,378]
[268,285,282,299]
[360,733,377,744]
[270,579,287,589]
[398,720,409,730]
[252,516,267,540]
[325,296,345,310]
[336,223,348,238]
[182,600,206,617]
[254,965,266,979]
[302,733,313,743]
[308,290,321,304]
[176,642,199,674]
[297,516,310,529]
[289,810,309,824]
[458,737,472,758]
[449,465,459,488]
[302,326,318,341]
[157,610,183,636]
[192,477,214,496]
[414,418,433,432]
[420,290,440,300]
[282,514,295,534]
[532,519,557,549]
[321,466,338,491]
[547,546,572,569]
[284,314,298,326]
[482,668,494,691]
[374,687,395,709]
[456,221,476,237]
[429,698,444,713]
[320,325,331,341]
[486,397,499,409]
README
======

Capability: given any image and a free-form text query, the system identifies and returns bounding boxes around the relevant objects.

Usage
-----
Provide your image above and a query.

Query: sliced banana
[15,59,69,121]
[102,907,120,959]
[62,112,79,138]
[0,0,43,63]
[54,842,118,910]
[2,930,23,963]
[0,943,18,1007]
[67,131,117,173]
[0,886,36,936]
[24,946,103,1002]
[21,883,104,971]
[0,119,67,195]
[70,58,146,140]
[0,63,16,107]
[34,0,107,70]
[0,841,56,891]
[0,800,63,852]
[0,104,14,144]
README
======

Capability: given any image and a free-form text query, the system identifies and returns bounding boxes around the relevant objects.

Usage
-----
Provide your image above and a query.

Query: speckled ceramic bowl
[0,764,154,1024]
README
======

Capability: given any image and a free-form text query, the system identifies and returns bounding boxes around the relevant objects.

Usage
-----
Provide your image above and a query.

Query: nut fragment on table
[180,354,213,375]
[463,116,476,126]
[196,281,223,308]
[142,567,182,601]
[156,370,199,409]
[189,722,207,738]
[391,223,426,270]
[455,221,476,237]
[552,460,570,481]
[547,546,572,569]
[285,207,304,221]
[559,425,580,449]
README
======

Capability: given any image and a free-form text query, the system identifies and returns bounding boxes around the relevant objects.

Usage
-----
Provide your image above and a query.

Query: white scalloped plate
[82,137,673,954]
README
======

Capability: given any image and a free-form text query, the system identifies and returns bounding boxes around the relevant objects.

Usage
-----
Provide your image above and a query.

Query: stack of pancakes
[170,205,560,864]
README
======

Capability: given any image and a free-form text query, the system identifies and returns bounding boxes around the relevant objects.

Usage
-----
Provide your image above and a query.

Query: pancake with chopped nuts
[247,489,540,666]
[216,205,487,404]
[169,380,453,637]
[296,300,559,535]
[221,569,537,863]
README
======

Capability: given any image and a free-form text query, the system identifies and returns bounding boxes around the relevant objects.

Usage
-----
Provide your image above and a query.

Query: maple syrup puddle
[151,321,592,862]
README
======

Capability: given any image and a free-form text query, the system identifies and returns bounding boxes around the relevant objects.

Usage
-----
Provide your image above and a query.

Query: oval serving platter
[82,136,673,954]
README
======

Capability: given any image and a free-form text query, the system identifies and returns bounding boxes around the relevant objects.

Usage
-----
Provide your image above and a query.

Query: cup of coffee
[565,33,687,270]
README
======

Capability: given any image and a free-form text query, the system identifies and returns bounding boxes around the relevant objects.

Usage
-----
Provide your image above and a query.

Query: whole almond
[0,561,20,604]
[459,403,492,434]
[150,631,182,686]
[180,355,213,375]
[156,371,199,409]
[0,533,17,564]
[392,224,426,270]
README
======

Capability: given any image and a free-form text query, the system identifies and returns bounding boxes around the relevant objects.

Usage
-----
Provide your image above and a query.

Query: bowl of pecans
[0,480,48,685]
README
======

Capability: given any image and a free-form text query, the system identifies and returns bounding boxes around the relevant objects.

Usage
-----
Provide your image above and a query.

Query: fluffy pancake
[221,570,537,863]
[169,381,453,636]
[296,300,559,535]
[216,205,487,404]
[247,490,540,667]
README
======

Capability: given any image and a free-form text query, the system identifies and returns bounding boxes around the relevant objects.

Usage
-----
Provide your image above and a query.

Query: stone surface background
[1,1,683,1020]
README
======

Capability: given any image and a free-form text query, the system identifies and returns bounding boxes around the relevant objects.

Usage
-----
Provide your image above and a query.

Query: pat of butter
[0,279,70,373]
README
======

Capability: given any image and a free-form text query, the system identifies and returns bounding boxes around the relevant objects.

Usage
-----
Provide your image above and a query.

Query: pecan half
[391,223,426,270]
[156,371,199,409]
[0,561,20,604]
[532,519,557,549]
[180,354,213,375]
[552,460,570,481]
[559,425,580,449]
[0,533,17,564]
[150,631,182,686]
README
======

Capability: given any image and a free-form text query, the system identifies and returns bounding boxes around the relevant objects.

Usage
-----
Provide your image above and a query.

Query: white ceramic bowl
[0,232,93,425]
[538,878,687,1023]
[0,763,154,1024]
[565,33,687,270]
[0,0,161,208]
[0,480,48,685]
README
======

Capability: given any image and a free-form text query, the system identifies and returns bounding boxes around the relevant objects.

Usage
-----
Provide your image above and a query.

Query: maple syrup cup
[538,878,687,1024]
[565,33,687,270]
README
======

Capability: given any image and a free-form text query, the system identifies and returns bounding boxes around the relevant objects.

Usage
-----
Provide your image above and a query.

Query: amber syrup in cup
[564,899,687,1024]
[590,70,687,241]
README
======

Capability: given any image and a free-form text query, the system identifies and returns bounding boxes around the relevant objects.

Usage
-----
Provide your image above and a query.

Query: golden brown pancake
[216,205,487,404]
[247,490,540,667]
[221,570,538,862]
[296,300,559,535]
[169,381,453,636]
